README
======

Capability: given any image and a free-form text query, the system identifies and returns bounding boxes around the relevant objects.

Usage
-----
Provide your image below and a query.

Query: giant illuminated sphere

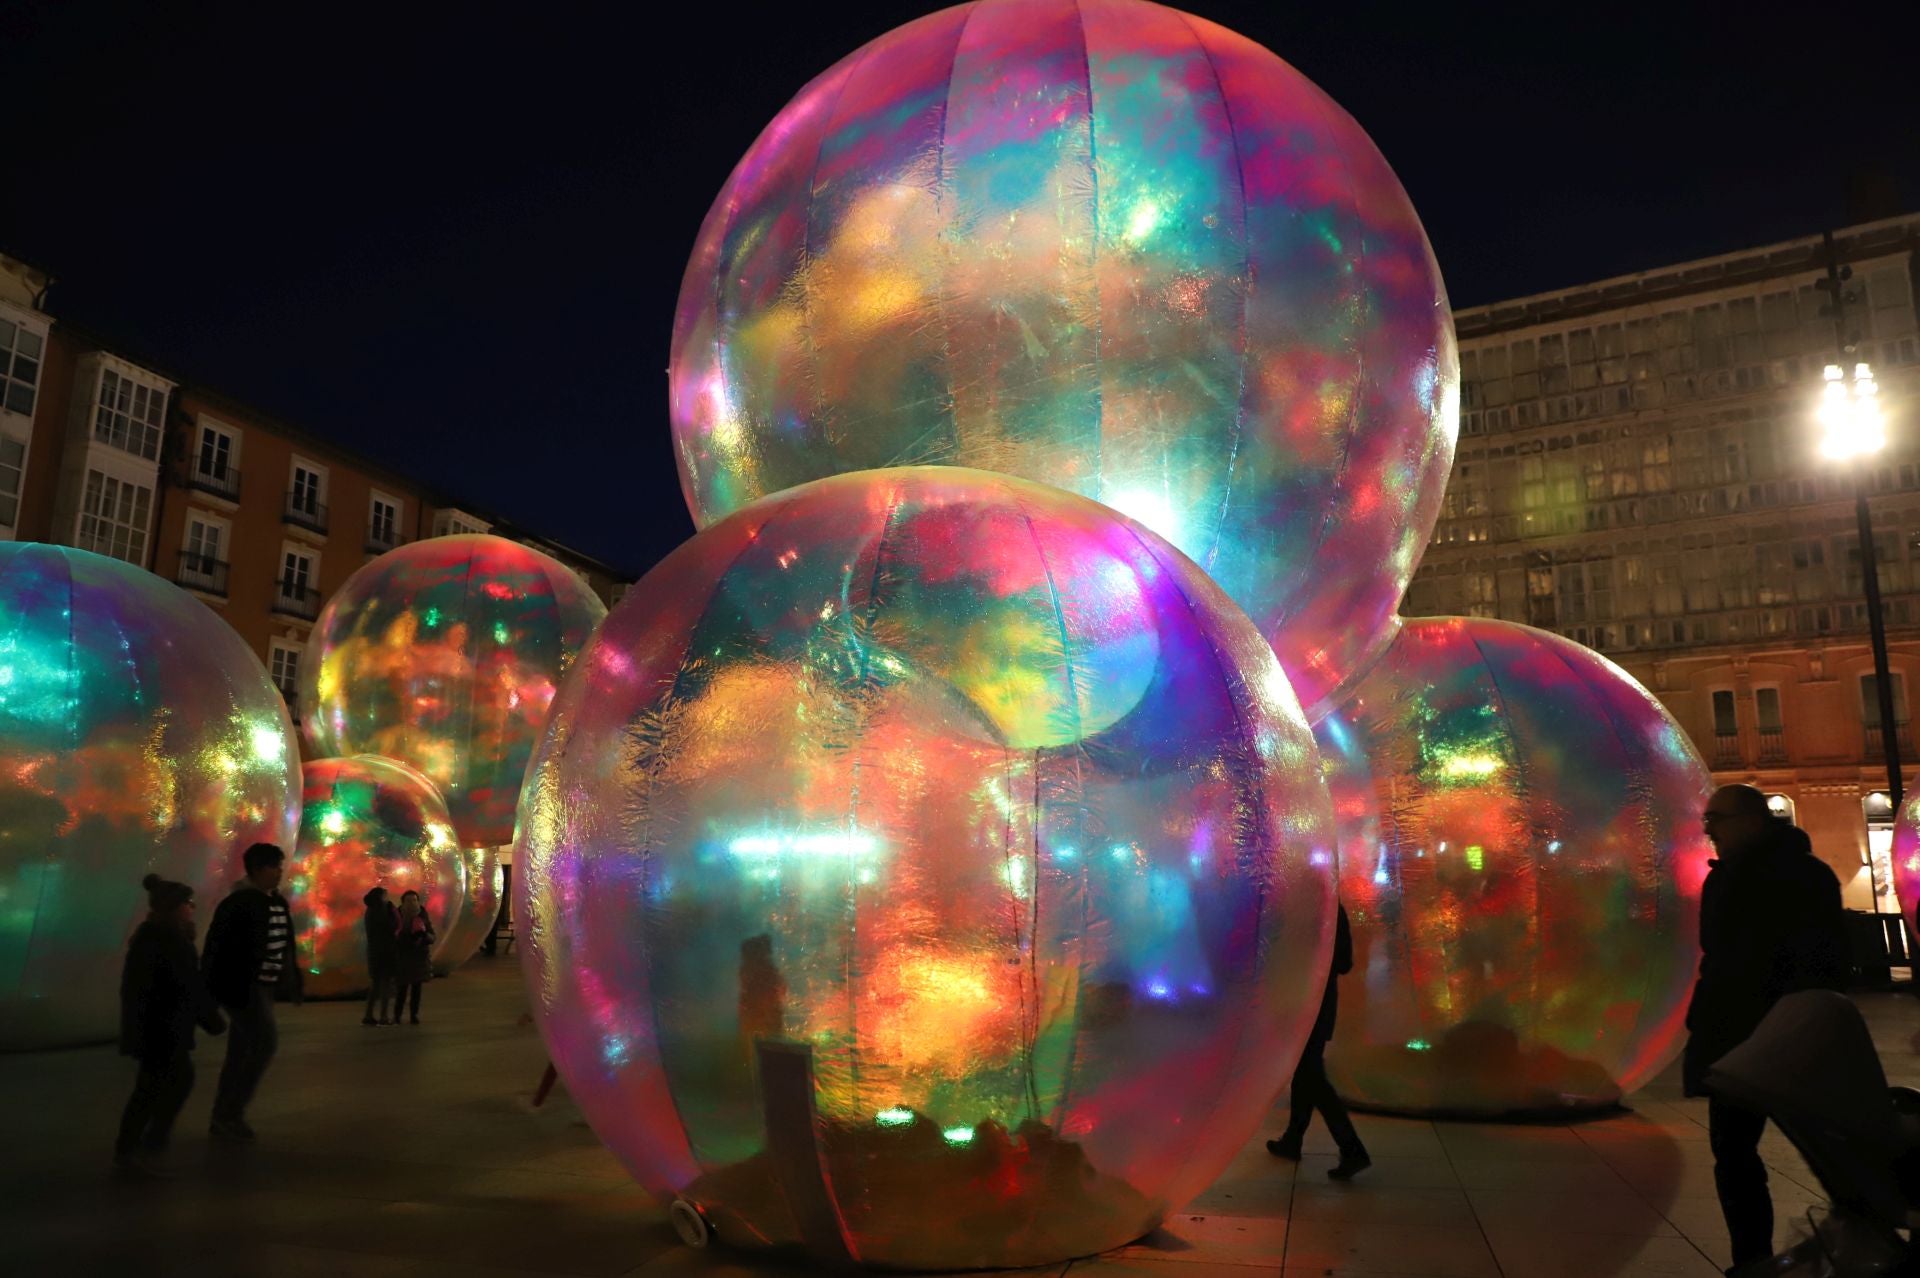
[286,755,462,999]
[669,0,1457,714]
[1891,795,1920,959]
[1315,617,1712,1115]
[302,535,607,847]
[0,543,300,1050]
[517,467,1335,1269]
[432,844,502,975]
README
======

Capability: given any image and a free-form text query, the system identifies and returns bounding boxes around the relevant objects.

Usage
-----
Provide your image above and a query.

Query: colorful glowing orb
[1315,617,1711,1115]
[1891,795,1920,959]
[669,0,1458,712]
[0,543,300,1049]
[286,755,462,999]
[433,844,503,975]
[517,467,1336,1269]
[302,535,607,847]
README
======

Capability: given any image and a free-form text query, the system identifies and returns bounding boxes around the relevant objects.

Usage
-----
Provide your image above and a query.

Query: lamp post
[1815,232,1899,915]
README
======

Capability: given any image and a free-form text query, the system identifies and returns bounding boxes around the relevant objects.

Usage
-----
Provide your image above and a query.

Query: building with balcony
[1408,214,1920,910]
[0,251,629,732]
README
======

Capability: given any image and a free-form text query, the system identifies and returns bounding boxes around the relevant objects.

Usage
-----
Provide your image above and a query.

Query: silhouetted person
[116,874,225,1176]
[202,842,294,1141]
[361,886,398,1026]
[1268,902,1370,1179]
[393,890,435,1024]
[1685,785,1847,1273]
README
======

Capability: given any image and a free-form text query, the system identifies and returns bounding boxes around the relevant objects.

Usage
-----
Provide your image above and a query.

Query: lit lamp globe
[516,467,1336,1269]
[301,535,607,848]
[669,0,1458,713]
[432,844,503,976]
[0,543,300,1049]
[1315,616,1712,1115]
[285,755,462,999]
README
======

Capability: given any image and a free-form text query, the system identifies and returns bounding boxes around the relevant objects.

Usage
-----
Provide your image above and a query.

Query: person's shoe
[378,1018,393,1025]
[1327,1150,1372,1181]
[209,1118,255,1143]
[409,1017,421,1025]
[361,1017,378,1026]
[1265,1135,1303,1160]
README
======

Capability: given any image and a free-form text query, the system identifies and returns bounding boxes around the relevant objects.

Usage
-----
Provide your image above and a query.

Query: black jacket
[1683,825,1847,1094]
[393,910,436,985]
[364,900,399,969]
[1309,903,1353,1046]
[120,921,224,1060]
[201,884,299,1010]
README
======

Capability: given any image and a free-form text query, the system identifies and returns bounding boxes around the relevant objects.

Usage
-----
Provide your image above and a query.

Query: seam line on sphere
[1172,9,1253,579]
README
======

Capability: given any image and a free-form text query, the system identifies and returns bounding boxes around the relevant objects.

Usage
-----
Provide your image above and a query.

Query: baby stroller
[1705,990,1920,1276]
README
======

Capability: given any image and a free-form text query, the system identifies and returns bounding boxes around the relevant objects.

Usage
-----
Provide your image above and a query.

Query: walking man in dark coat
[1685,784,1847,1273]
[201,842,295,1141]
[1267,901,1370,1179]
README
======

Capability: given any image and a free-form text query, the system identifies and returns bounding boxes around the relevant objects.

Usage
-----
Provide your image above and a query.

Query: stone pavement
[5,959,1915,1278]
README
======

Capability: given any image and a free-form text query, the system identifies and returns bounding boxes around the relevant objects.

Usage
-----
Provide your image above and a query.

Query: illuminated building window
[75,469,152,564]
[0,316,43,417]
[92,368,164,460]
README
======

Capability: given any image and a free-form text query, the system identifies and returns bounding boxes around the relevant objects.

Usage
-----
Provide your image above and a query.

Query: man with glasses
[1684,784,1847,1274]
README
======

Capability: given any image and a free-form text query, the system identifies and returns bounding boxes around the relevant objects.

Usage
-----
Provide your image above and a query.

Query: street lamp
[1818,353,1900,913]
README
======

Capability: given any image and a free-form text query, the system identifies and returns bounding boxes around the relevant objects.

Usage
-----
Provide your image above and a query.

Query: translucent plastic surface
[1892,796,1920,956]
[669,0,1459,713]
[516,467,1335,1269]
[434,845,502,975]
[1315,617,1711,1115]
[286,755,462,999]
[0,543,300,1049]
[303,535,607,847]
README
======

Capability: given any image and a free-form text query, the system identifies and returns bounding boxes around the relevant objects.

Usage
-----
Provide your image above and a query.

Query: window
[0,435,23,527]
[433,508,490,537]
[75,470,152,564]
[192,421,241,497]
[0,317,43,417]
[1755,687,1783,734]
[92,369,165,460]
[1711,689,1737,736]
[290,461,324,515]
[184,514,224,571]
[1860,672,1910,728]
[281,547,316,596]
[369,493,400,550]
[268,642,301,703]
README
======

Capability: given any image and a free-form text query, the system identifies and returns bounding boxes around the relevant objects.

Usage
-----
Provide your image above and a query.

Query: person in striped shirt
[201,843,296,1142]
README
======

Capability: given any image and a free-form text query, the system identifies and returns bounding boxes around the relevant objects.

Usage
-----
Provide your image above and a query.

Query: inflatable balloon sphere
[1314,617,1712,1116]
[0,543,300,1050]
[1892,796,1920,962]
[302,535,607,848]
[669,0,1458,714]
[517,468,1336,1269]
[286,755,462,999]
[433,844,503,975]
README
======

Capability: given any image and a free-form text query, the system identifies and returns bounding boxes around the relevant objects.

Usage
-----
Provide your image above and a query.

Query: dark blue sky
[2,0,1914,578]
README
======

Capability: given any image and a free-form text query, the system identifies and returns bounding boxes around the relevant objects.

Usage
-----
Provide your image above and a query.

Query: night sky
[2,0,1914,579]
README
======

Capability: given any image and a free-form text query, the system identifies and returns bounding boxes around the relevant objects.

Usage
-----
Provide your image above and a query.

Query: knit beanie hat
[142,873,193,913]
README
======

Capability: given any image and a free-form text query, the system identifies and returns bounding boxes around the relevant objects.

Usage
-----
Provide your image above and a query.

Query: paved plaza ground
[5,959,1916,1278]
